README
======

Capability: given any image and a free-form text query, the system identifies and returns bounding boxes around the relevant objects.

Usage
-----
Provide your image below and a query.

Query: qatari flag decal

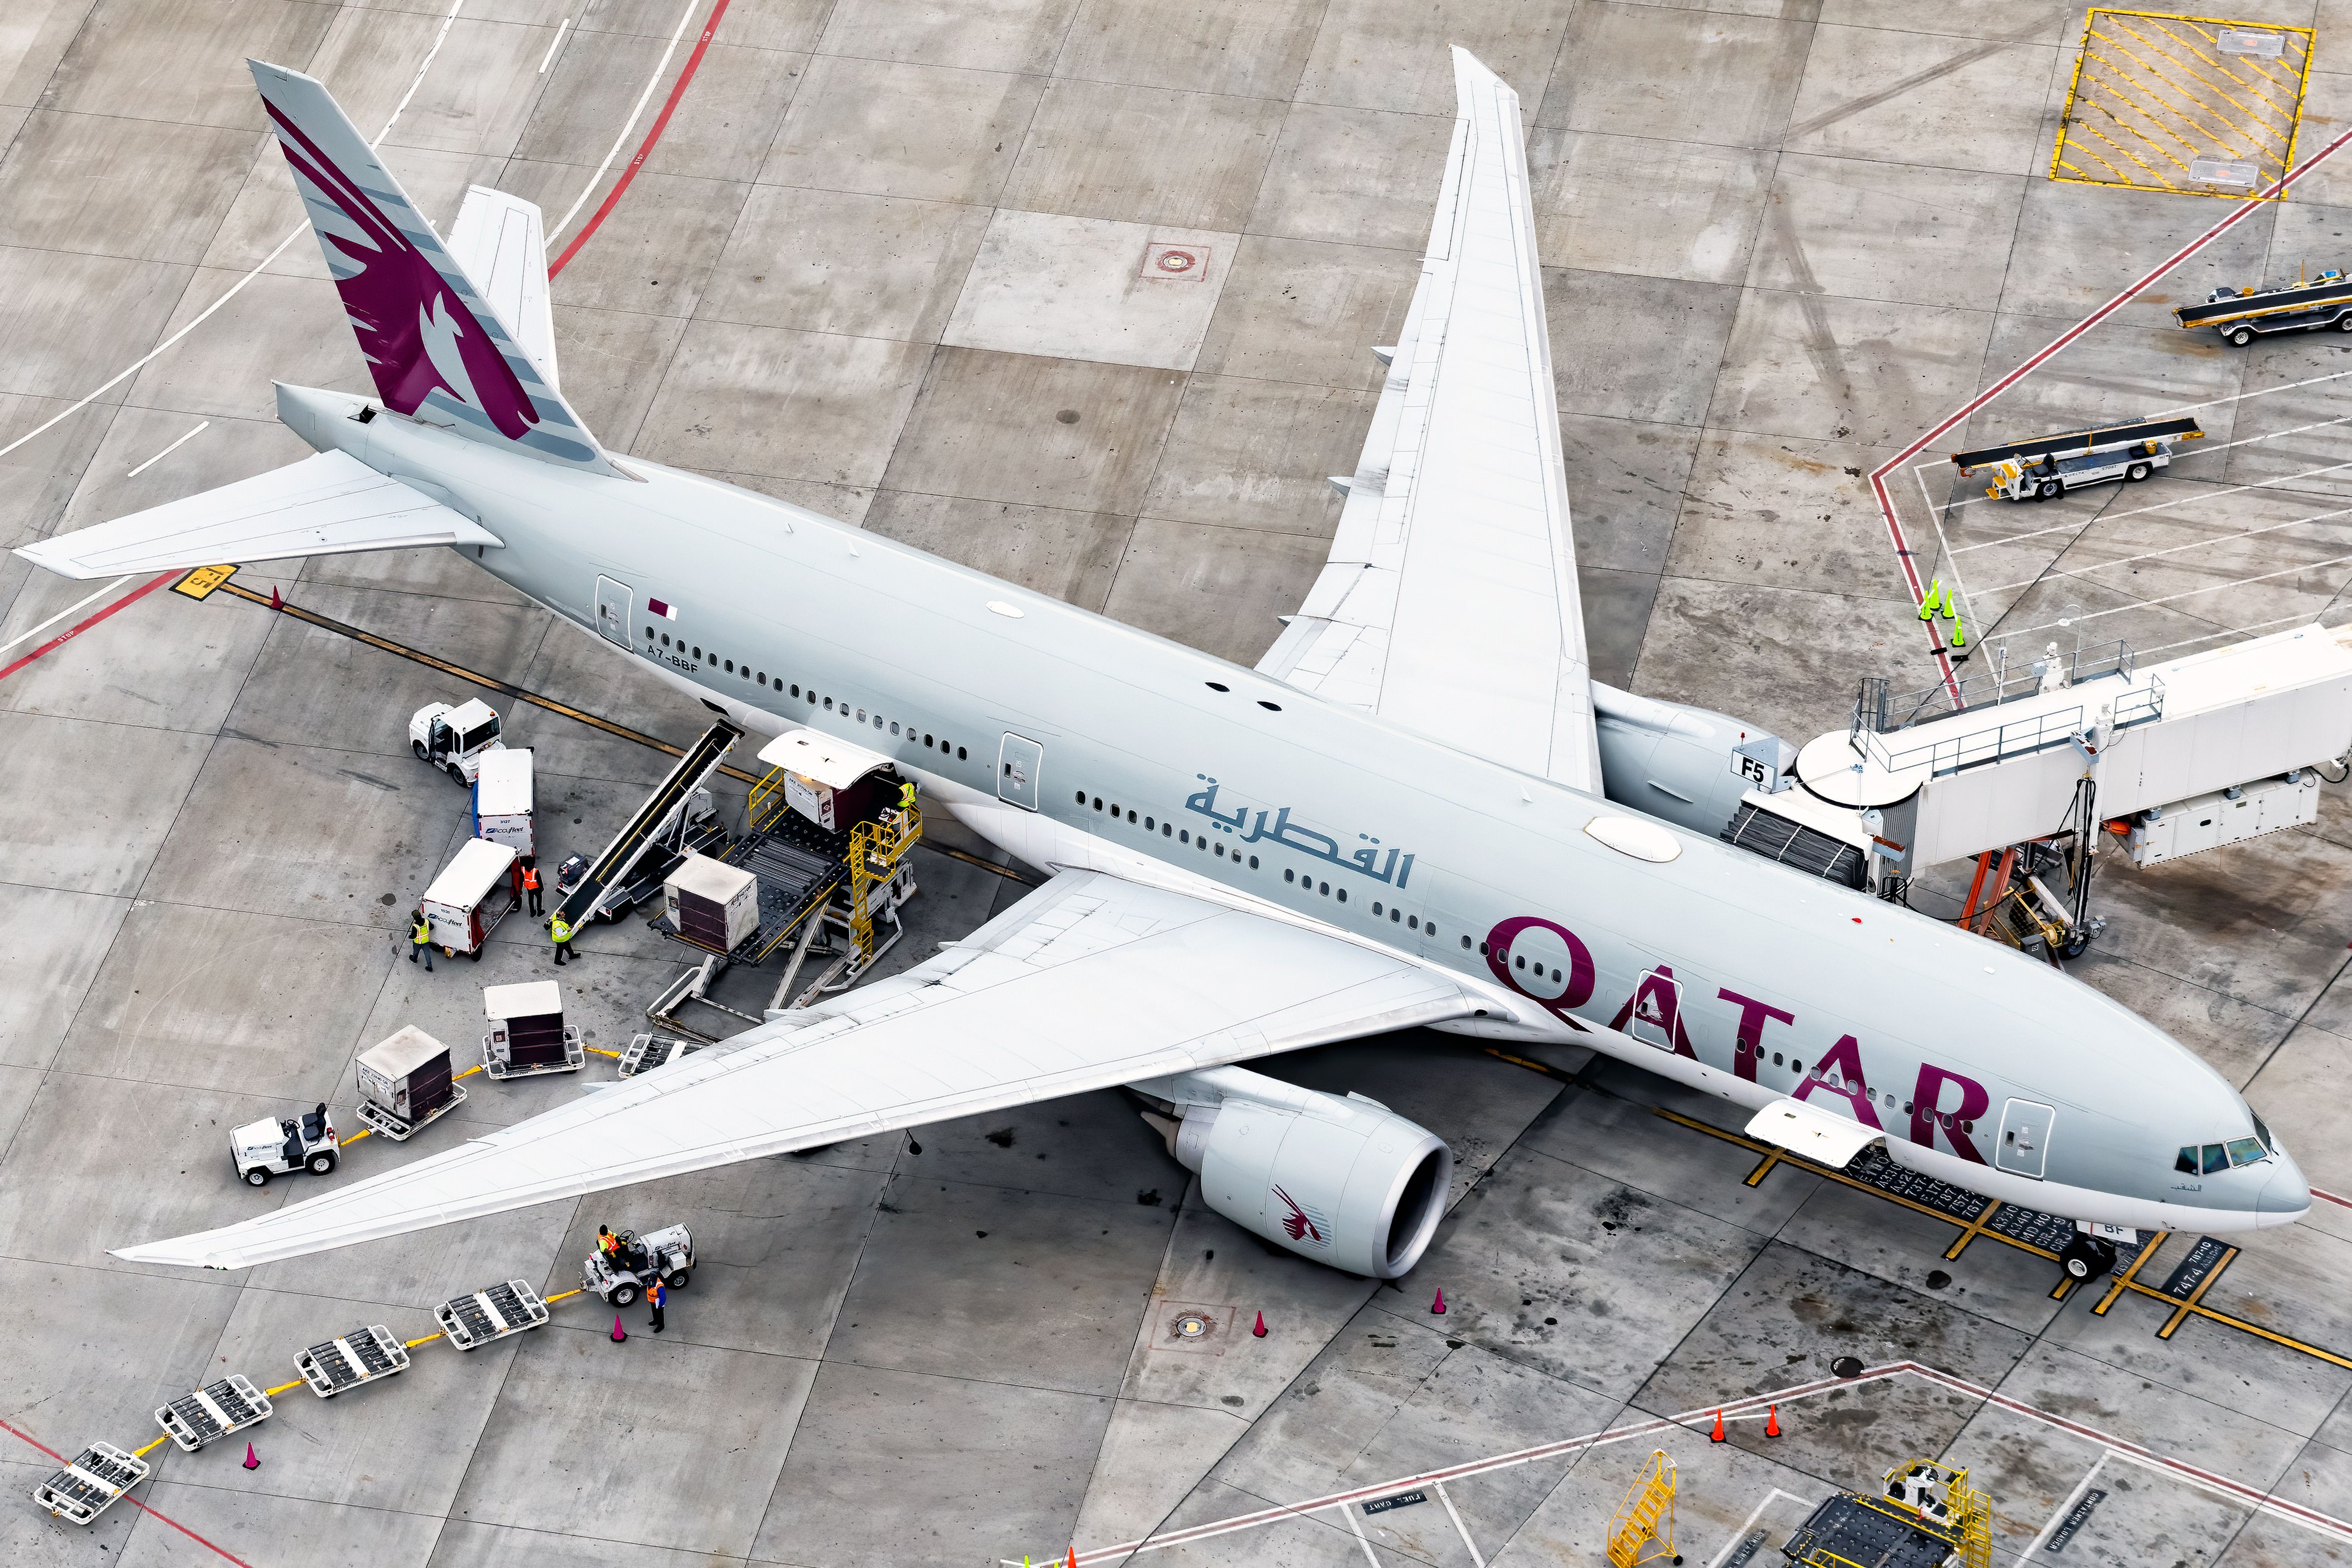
[648,597,678,619]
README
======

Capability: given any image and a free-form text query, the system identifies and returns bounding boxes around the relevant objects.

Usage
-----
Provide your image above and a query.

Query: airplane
[27,51,2305,1289]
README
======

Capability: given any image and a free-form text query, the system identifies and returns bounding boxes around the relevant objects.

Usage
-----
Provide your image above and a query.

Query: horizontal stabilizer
[1745,1096,1883,1167]
[16,449,501,579]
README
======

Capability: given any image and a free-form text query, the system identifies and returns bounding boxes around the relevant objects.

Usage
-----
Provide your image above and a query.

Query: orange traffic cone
[1066,1550,1078,1568]
[242,1442,259,1470]
[611,1314,628,1342]
[1431,1288,1447,1315]
[1709,1409,1725,1443]
[1252,1311,1267,1337]
[1766,1406,1781,1439]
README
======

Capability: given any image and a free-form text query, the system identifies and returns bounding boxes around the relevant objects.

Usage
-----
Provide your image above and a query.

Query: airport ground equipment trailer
[419,835,520,958]
[354,1024,465,1140]
[296,1324,411,1398]
[583,1223,694,1306]
[471,744,534,855]
[618,1031,705,1076]
[2177,269,2352,344]
[232,1101,337,1186]
[33,1441,149,1524]
[155,1376,272,1452]
[482,979,584,1079]
[436,1279,550,1349]
[410,696,505,786]
[1951,418,2202,502]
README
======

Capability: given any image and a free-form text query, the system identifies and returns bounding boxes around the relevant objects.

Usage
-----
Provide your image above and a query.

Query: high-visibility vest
[412,918,430,943]
[650,1281,666,1307]
[899,781,916,809]
[551,916,573,944]
[522,866,539,890]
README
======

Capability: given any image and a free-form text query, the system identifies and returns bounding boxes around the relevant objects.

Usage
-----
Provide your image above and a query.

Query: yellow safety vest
[412,918,430,943]
[550,916,573,944]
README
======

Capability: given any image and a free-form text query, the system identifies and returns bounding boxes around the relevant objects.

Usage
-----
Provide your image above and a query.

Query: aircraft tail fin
[248,59,617,477]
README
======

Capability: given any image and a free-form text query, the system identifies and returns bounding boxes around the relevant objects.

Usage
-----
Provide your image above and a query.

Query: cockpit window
[2202,1143,2230,1175]
[2225,1136,2266,1166]
[2253,1113,2276,1153]
[2179,1134,2273,1174]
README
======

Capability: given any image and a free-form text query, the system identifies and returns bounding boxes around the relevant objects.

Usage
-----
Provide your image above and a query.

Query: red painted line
[1868,123,2352,703]
[2313,1186,2352,1211]
[0,569,179,683]
[2,1417,260,1567]
[548,0,734,277]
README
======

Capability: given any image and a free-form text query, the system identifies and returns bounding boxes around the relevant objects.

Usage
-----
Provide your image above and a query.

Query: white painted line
[1434,1479,1486,1568]
[2123,611,2325,660]
[0,0,467,468]
[1979,500,2352,594]
[538,16,571,73]
[0,576,137,657]
[1339,1500,1383,1566]
[2022,1452,2107,1558]
[124,420,209,478]
[1705,1488,1811,1568]
[546,0,701,242]
[1952,455,2352,553]
[2006,550,2352,639]
[1913,462,1977,633]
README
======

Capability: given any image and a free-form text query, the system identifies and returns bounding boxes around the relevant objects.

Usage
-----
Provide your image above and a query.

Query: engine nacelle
[1593,681,1795,839]
[1136,1065,1451,1279]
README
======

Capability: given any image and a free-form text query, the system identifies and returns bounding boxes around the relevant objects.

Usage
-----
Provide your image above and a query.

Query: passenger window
[825,697,834,711]
[660,633,671,647]
[890,721,899,735]
[1317,881,1328,895]
[1408,916,1419,930]
[923,733,933,746]
[1093,797,1102,811]
[2202,1143,2229,1174]
[1284,868,1294,883]
[1144,816,1154,830]
[1075,791,1086,805]
[725,659,734,673]
[1180,829,1189,844]
[1392,908,1402,923]
[1215,843,1225,857]
[957,746,967,760]
[693,646,702,659]
[1335,887,1345,901]
[1791,1060,1803,1074]
[1373,902,1383,915]
[1247,854,1257,867]
[857,709,866,722]
[1162,823,1171,837]
[1459,935,1471,949]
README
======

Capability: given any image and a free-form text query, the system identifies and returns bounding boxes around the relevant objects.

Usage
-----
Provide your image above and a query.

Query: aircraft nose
[2259,1151,2311,1221]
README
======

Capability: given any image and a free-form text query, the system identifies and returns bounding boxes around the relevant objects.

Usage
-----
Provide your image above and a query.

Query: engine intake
[1140,1065,1451,1279]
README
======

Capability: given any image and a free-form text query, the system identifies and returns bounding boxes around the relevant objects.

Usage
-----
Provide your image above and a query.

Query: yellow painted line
[1743,1148,1784,1188]
[1942,1199,2003,1261]
[170,564,238,601]
[2158,1244,2239,1338]
[2092,1230,2169,1313]
[214,581,760,786]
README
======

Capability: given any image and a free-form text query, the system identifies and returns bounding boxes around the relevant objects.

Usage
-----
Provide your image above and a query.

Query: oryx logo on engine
[1272,1185,1330,1247]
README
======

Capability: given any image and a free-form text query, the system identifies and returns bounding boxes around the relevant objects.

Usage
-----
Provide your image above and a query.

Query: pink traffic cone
[269,585,282,611]
[611,1313,628,1343]
[1252,1311,1267,1338]
[1431,1287,1447,1315]
[242,1442,259,1470]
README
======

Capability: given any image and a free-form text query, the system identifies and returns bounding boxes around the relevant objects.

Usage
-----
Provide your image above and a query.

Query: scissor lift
[154,1375,272,1452]
[435,1280,550,1350]
[33,1441,149,1525]
[296,1324,411,1398]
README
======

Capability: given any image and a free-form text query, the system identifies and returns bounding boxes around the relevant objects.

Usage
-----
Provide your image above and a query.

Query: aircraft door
[1627,967,1680,1051]
[594,576,632,647]
[1996,1098,2054,1179]
[998,733,1043,812]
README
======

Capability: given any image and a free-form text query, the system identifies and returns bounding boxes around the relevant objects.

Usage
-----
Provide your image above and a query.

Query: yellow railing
[848,802,921,967]
[1606,1450,1676,1568]
[748,766,791,834]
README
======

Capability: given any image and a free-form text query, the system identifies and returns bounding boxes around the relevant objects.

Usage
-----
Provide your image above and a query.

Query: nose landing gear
[2057,1233,2118,1282]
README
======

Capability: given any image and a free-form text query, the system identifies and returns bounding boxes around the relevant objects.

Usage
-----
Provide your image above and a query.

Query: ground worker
[899,779,916,812]
[598,1225,621,1264]
[409,908,433,971]
[551,909,575,966]
[647,1276,667,1334]
[522,859,542,915]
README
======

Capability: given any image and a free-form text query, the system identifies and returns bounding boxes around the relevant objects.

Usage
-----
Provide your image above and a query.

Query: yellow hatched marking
[2052,10,2312,200]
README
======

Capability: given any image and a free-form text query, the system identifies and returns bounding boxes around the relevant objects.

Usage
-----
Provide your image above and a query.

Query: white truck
[411,698,505,785]
[1951,417,2203,503]
[472,746,534,855]
[418,837,520,959]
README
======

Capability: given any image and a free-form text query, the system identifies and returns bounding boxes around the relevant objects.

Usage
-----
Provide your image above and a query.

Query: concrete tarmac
[7,2,2352,1564]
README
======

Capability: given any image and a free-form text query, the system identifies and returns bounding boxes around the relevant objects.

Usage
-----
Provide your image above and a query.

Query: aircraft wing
[1255,49,1601,794]
[113,870,1477,1270]
[16,448,501,579]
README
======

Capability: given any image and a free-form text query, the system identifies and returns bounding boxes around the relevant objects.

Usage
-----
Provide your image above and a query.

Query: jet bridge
[1734,624,2352,953]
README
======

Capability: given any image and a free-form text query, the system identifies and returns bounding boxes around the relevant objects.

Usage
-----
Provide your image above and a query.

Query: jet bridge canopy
[1949,418,2202,474]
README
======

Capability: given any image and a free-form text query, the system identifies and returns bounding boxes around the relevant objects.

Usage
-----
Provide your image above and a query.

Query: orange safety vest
[522,866,539,891]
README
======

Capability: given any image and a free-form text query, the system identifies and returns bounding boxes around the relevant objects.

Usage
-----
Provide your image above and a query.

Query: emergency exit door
[1996,1098,2054,1179]
[998,733,1043,812]
[594,576,632,647]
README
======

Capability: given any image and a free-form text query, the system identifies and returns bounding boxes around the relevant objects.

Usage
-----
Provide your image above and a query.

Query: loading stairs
[553,717,740,929]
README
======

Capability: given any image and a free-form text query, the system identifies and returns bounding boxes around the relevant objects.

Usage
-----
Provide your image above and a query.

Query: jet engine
[1134,1065,1451,1279]
[1593,681,1796,839]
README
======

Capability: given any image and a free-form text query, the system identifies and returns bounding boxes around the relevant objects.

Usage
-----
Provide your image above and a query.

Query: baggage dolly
[296,1325,411,1398]
[155,1375,273,1452]
[33,1441,148,1525]
[436,1280,551,1349]
[618,1031,705,1077]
